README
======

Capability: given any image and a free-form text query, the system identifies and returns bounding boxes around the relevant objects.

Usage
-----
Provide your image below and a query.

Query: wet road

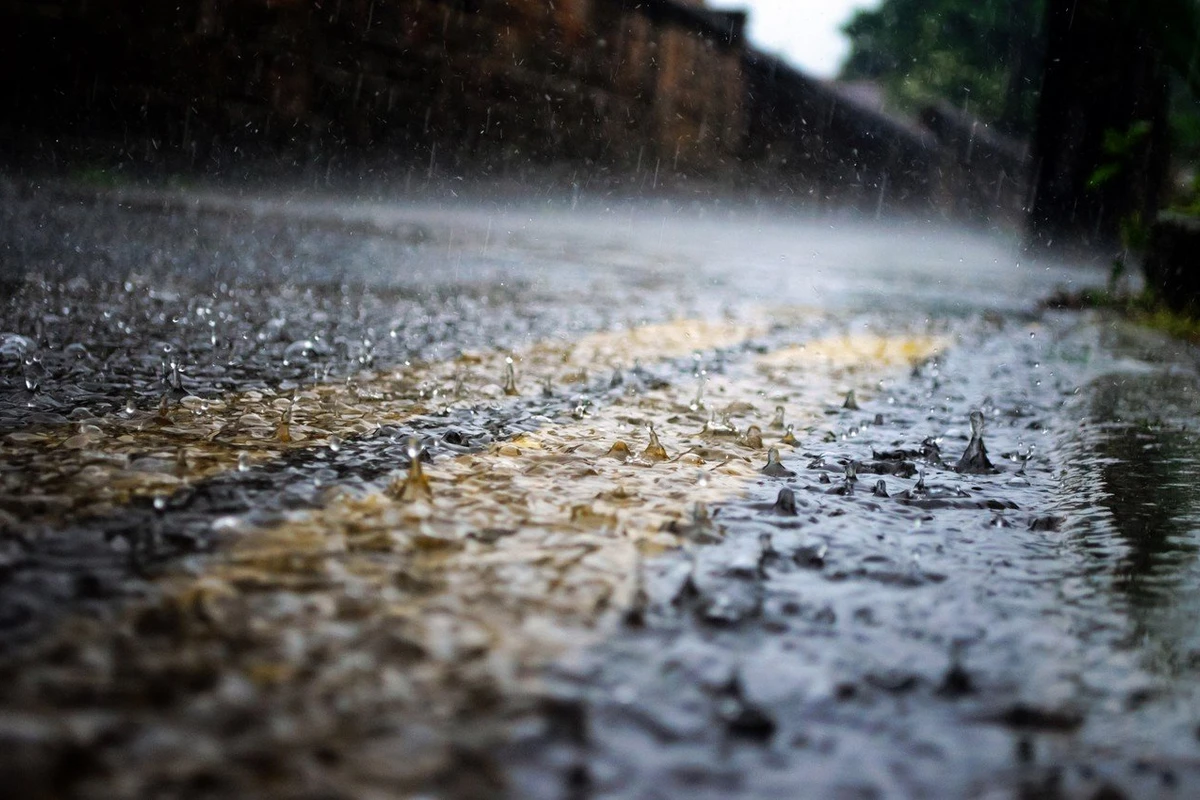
[2,179,1200,798]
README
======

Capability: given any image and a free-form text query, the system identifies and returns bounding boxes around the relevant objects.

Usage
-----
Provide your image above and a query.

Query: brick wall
[0,1,1028,221]
[0,0,746,175]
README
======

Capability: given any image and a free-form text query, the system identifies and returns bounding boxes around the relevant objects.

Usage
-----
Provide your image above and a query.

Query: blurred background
[3,0,1199,260]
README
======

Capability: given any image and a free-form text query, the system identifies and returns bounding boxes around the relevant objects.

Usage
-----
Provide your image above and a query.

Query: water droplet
[690,378,706,412]
[955,409,995,474]
[390,436,433,501]
[761,447,796,478]
[606,441,632,461]
[770,405,786,429]
[742,424,764,449]
[842,389,859,410]
[156,393,172,422]
[844,460,858,481]
[780,424,798,446]
[328,435,342,453]
[237,451,251,472]
[772,487,798,515]
[641,424,668,462]
[276,404,293,443]
[502,356,519,396]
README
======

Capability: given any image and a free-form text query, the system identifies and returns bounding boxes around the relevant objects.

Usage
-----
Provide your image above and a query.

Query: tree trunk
[1027,0,1170,257]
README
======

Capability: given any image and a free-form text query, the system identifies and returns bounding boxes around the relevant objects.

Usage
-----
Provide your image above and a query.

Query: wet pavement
[2,178,1200,798]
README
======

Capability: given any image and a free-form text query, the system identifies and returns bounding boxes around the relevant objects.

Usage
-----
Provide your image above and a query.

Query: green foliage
[1087,120,1153,190]
[840,0,1044,135]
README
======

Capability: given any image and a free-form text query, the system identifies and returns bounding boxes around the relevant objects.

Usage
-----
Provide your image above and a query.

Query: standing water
[0,184,1198,798]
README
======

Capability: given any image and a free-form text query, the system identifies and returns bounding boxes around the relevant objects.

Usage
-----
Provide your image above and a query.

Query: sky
[707,0,883,79]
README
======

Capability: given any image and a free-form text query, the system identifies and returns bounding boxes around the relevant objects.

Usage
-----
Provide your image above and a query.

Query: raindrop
[155,393,172,422]
[844,460,858,482]
[742,424,764,449]
[328,435,342,453]
[606,441,632,461]
[502,356,519,396]
[872,479,889,497]
[770,405,786,429]
[22,359,43,393]
[842,389,859,410]
[641,424,668,462]
[955,410,995,474]
[690,378,706,412]
[761,447,796,478]
[780,424,798,446]
[276,403,293,443]
[772,487,798,515]
[237,451,251,472]
[389,436,433,501]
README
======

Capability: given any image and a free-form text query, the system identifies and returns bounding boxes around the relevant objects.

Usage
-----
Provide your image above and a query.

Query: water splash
[955,410,995,474]
[641,424,668,462]
[842,389,860,410]
[761,447,796,478]
[770,405,786,429]
[690,378,705,412]
[741,425,764,449]
[780,424,798,446]
[503,356,519,396]
[389,435,432,501]
[771,487,798,515]
[276,403,293,444]
[606,441,632,461]
[667,502,722,544]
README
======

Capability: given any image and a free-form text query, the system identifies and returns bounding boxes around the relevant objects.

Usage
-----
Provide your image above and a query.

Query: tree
[840,0,1045,137]
[1027,0,1181,255]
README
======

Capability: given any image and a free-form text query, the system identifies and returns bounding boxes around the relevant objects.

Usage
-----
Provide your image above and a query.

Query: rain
[4,1,1200,798]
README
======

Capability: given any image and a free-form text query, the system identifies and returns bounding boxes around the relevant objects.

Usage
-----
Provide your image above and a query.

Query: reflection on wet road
[2,181,1200,798]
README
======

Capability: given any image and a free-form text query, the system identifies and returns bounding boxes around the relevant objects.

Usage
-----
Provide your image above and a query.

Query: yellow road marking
[0,318,766,521]
[153,326,945,716]
[5,318,948,795]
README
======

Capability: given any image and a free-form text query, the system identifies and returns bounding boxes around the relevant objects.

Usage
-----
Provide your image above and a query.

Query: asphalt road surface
[3,179,1200,798]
